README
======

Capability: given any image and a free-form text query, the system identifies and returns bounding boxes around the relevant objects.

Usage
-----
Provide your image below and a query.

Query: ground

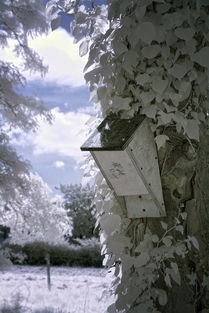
[0,265,114,313]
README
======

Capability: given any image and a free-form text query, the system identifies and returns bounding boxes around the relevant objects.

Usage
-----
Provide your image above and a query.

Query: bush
[5,239,103,267]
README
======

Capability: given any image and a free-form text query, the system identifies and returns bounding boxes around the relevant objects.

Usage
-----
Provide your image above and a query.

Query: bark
[145,123,209,313]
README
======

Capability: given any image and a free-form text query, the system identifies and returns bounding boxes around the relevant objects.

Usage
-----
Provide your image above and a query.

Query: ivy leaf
[136,73,150,85]
[100,214,121,235]
[158,111,174,124]
[192,47,209,69]
[160,221,168,230]
[188,236,199,250]
[161,45,170,59]
[151,234,159,243]
[164,273,172,287]
[169,63,188,79]
[113,41,128,56]
[140,91,155,105]
[184,119,199,141]
[174,27,194,41]
[142,45,161,59]
[135,5,146,20]
[158,289,168,306]
[155,135,169,150]
[162,236,172,247]
[79,39,90,57]
[138,22,156,44]
[180,212,187,220]
[134,251,150,267]
[152,78,168,94]
[175,225,184,234]
[141,105,157,119]
[112,95,132,110]
[169,264,181,285]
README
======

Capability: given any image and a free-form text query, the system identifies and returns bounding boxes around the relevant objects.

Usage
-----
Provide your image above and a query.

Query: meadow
[0,265,114,313]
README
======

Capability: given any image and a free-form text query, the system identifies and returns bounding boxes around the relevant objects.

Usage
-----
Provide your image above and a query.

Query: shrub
[5,239,103,267]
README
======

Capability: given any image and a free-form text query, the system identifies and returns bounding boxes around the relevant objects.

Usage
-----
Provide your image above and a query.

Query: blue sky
[2,28,95,191]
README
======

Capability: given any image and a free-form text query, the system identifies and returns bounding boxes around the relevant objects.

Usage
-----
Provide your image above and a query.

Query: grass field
[0,265,115,313]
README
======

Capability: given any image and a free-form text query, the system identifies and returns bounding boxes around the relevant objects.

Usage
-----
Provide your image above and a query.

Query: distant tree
[0,173,71,245]
[0,173,71,288]
[60,184,98,241]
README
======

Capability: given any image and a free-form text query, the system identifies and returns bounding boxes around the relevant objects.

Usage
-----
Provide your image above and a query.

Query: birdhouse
[80,114,166,218]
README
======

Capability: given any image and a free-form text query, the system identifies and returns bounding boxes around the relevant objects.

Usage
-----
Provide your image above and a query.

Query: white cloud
[1,28,87,87]
[53,161,65,168]
[11,108,91,161]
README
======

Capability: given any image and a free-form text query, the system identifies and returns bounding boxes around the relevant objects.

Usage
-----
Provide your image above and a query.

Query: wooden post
[45,251,51,291]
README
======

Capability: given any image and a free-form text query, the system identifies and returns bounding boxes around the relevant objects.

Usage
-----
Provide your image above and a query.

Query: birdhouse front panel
[125,195,162,218]
[93,150,148,196]
[126,119,166,217]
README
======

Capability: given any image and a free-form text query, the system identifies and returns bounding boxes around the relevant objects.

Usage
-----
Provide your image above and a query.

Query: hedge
[5,240,103,267]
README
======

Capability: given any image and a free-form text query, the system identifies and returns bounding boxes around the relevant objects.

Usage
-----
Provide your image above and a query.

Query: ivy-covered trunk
[146,122,209,313]
[47,1,209,312]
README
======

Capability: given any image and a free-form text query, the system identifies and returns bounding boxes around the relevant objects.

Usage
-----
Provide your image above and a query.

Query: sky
[3,28,95,191]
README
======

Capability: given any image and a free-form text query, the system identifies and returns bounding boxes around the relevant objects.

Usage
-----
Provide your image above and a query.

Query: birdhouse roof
[81,114,145,151]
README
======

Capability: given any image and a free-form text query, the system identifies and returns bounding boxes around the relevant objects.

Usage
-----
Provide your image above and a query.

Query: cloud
[53,161,65,168]
[1,28,87,87]
[11,108,91,161]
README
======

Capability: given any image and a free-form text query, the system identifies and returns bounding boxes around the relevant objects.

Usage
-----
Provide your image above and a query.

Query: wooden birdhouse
[80,114,166,218]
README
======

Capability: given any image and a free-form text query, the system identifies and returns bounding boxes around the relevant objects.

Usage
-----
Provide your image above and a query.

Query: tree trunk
[146,123,209,313]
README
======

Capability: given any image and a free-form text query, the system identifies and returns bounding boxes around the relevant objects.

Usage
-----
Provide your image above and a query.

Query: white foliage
[0,173,71,245]
[0,0,51,202]
[155,135,169,150]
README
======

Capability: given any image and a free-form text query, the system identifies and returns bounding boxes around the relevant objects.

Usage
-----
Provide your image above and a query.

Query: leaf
[51,16,61,31]
[161,45,170,59]
[179,81,191,101]
[192,47,209,69]
[138,22,156,44]
[159,111,174,124]
[158,289,168,306]
[135,5,146,20]
[141,105,157,119]
[151,234,159,243]
[160,221,168,230]
[175,27,194,41]
[164,273,172,287]
[112,95,131,110]
[152,78,168,94]
[140,91,155,105]
[136,73,150,85]
[162,236,172,247]
[79,40,90,57]
[188,236,199,250]
[134,251,150,267]
[113,41,128,56]
[175,225,184,234]
[100,214,121,235]
[169,267,181,285]
[142,45,161,59]
[184,119,199,141]
[180,212,187,220]
[155,135,169,150]
[169,63,188,79]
